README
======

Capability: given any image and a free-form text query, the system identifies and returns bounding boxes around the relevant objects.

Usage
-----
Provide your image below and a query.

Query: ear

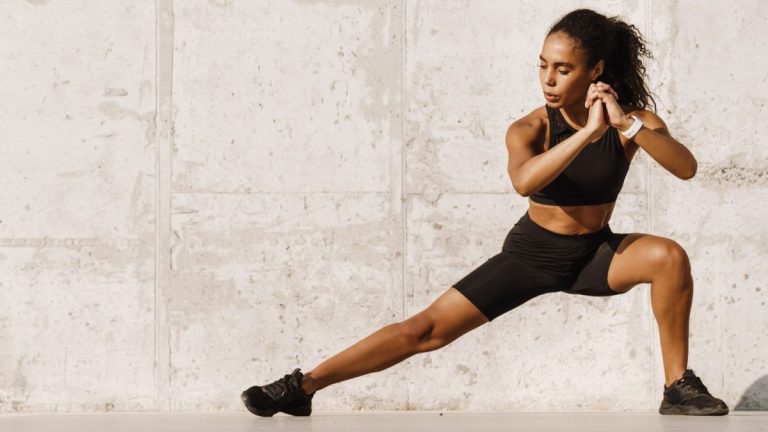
[590,59,605,82]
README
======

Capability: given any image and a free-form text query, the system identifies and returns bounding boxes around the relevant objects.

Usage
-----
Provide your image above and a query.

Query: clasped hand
[585,81,632,134]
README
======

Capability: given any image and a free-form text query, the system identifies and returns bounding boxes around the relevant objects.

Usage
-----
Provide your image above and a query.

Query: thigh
[451,252,562,322]
[605,233,689,293]
[565,232,682,296]
[564,232,633,296]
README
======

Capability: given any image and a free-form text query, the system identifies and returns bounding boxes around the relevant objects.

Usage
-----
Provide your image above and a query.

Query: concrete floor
[0,412,766,432]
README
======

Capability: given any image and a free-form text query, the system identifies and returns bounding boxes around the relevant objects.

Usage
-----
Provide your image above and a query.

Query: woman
[241,8,728,417]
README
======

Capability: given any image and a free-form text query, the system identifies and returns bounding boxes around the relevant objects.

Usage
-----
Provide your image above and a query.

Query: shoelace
[262,369,302,401]
[677,375,711,396]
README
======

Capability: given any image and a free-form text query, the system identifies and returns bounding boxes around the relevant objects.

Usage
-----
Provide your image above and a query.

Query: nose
[542,69,555,86]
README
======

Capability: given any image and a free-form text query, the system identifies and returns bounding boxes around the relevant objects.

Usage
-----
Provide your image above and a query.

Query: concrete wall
[1,0,766,413]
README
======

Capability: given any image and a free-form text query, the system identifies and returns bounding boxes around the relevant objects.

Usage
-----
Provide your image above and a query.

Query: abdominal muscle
[527,199,615,235]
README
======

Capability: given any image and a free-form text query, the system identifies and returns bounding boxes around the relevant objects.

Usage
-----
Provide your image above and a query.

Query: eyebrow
[539,55,575,68]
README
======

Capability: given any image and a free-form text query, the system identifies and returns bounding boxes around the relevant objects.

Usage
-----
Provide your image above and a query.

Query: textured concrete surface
[1,0,767,415]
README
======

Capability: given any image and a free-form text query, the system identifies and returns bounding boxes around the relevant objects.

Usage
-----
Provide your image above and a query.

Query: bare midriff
[527,199,615,235]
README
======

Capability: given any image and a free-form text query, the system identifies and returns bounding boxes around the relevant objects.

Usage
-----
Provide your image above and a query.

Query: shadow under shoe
[241,367,315,417]
[659,369,729,416]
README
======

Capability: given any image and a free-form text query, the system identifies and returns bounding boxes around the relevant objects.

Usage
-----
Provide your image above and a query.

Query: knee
[651,239,691,275]
[399,313,439,352]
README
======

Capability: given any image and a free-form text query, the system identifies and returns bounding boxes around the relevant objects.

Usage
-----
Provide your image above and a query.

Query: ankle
[665,371,686,387]
[301,373,318,395]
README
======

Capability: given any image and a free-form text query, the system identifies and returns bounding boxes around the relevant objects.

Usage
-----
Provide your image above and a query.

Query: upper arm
[505,118,542,196]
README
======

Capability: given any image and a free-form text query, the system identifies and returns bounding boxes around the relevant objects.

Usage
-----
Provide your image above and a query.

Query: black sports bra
[529,105,631,206]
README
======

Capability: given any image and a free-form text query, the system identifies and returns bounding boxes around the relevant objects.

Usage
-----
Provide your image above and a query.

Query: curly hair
[548,8,658,113]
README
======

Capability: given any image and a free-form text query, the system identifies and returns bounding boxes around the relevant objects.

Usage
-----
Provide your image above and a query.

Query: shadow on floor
[734,374,768,411]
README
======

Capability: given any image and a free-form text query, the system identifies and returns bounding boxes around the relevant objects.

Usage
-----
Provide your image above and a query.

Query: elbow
[510,177,530,197]
[681,161,697,180]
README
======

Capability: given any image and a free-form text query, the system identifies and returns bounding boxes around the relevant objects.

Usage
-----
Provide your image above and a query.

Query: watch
[620,115,644,139]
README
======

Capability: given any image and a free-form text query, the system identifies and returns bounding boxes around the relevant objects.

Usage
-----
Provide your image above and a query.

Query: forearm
[513,127,598,196]
[631,126,697,179]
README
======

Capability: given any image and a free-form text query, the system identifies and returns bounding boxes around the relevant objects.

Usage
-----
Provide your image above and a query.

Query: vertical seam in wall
[154,0,160,410]
[401,0,407,324]
[167,0,174,409]
[401,0,409,410]
[644,0,658,407]
[155,0,174,411]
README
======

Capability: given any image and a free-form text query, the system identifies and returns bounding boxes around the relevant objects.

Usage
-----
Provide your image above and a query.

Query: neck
[558,101,590,130]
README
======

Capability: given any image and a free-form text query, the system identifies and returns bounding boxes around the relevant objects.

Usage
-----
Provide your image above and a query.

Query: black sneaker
[241,368,315,417]
[659,369,729,415]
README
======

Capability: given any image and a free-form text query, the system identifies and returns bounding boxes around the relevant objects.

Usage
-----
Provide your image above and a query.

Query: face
[538,31,603,108]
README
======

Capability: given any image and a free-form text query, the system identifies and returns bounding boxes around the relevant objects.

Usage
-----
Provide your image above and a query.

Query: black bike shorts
[453,211,630,322]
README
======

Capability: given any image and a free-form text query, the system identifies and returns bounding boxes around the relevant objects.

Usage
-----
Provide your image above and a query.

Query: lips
[544,92,559,101]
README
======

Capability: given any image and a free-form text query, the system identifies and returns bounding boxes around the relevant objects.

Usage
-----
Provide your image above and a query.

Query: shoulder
[505,107,548,185]
[505,106,548,147]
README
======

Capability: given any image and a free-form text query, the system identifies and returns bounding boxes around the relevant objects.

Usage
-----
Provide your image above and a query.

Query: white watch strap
[621,115,643,139]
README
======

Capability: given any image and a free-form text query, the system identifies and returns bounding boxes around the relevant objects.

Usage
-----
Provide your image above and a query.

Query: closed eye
[538,65,569,75]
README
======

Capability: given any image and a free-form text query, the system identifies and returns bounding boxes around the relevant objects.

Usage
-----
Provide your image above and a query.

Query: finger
[586,92,595,108]
[597,83,618,100]
[591,88,604,105]
[597,81,612,92]
[595,89,616,101]
[588,89,603,107]
[586,87,599,106]
[602,86,618,100]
